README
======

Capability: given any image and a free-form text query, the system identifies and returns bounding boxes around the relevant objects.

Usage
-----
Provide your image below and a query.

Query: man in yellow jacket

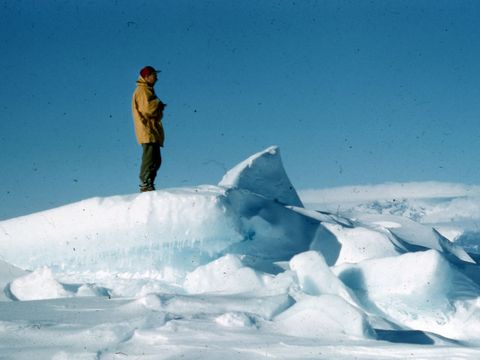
[132,66,166,192]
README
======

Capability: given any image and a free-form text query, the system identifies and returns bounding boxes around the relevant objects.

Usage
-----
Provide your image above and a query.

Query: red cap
[140,66,160,78]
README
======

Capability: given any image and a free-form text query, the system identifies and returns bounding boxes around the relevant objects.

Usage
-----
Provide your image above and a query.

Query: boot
[139,182,155,192]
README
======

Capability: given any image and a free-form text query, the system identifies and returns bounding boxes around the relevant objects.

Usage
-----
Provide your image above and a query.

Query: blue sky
[1,0,480,219]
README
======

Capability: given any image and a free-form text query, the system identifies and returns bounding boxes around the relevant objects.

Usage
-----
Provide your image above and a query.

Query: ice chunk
[310,222,402,266]
[357,214,475,263]
[75,284,111,298]
[9,267,72,301]
[215,312,254,328]
[131,293,164,312]
[335,250,480,340]
[0,259,27,301]
[0,182,315,274]
[289,251,359,306]
[219,146,303,207]
[274,294,375,340]
[184,254,264,294]
[0,187,241,273]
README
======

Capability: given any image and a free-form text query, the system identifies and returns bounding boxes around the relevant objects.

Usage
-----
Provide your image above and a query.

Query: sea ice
[1,146,480,358]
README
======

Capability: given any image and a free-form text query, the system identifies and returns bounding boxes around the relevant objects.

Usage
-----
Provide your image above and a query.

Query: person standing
[132,66,166,192]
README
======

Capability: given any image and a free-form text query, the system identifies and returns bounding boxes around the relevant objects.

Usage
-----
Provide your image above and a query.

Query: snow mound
[0,259,27,301]
[219,146,303,207]
[9,267,72,301]
[309,222,401,266]
[215,312,254,328]
[274,295,375,340]
[289,251,358,306]
[335,250,480,340]
[184,254,264,294]
[7,267,112,301]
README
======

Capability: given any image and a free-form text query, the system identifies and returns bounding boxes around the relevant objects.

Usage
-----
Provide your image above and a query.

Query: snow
[215,312,254,328]
[0,150,313,275]
[311,222,402,265]
[9,267,72,301]
[219,145,303,207]
[299,182,480,247]
[334,250,480,341]
[289,251,358,306]
[274,294,376,340]
[1,146,480,358]
[0,186,242,276]
[183,254,265,294]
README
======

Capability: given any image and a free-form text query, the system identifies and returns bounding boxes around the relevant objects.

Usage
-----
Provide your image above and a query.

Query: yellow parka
[132,76,165,145]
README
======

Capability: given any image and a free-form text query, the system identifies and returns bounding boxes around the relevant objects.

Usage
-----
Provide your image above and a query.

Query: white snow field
[1,146,480,359]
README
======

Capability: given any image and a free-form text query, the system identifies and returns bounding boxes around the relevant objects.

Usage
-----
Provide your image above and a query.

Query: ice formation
[1,146,480,358]
[0,147,314,275]
[219,145,303,207]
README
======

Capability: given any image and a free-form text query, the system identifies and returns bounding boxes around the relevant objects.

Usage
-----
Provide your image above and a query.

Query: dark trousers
[140,143,162,187]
